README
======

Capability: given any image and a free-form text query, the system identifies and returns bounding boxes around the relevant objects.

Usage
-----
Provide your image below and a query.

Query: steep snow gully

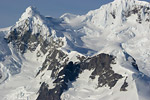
[0,0,150,100]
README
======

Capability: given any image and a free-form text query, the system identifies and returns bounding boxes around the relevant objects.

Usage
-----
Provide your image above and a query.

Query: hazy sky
[0,0,149,28]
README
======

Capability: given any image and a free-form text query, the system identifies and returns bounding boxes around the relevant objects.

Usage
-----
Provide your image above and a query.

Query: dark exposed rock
[40,40,49,54]
[37,53,123,100]
[110,11,116,19]
[38,49,68,78]
[37,82,68,100]
[6,29,38,53]
[37,61,80,100]
[54,61,80,83]
[131,58,139,71]
[120,77,128,91]
[123,5,142,18]
[79,53,123,88]
[136,14,142,24]
[6,28,64,54]
[122,5,150,24]
[122,50,139,71]
[76,55,86,62]
[5,19,64,55]
[146,18,150,22]
[132,6,142,14]
[37,82,51,100]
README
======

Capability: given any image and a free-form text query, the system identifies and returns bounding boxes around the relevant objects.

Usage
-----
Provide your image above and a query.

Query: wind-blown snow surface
[0,0,150,100]
[61,0,150,77]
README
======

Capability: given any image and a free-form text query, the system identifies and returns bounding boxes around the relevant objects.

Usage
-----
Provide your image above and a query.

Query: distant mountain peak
[1,1,150,100]
[113,0,137,3]
[11,6,50,37]
[112,0,149,7]
[19,6,41,21]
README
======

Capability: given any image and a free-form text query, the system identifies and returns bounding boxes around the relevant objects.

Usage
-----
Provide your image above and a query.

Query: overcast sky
[0,0,149,28]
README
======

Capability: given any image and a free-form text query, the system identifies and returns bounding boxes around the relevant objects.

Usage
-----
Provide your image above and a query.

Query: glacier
[0,0,150,100]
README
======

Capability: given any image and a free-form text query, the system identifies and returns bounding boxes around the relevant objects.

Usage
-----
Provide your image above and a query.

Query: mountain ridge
[0,0,150,100]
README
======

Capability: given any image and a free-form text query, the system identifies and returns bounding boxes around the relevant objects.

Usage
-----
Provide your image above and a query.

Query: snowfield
[0,0,150,100]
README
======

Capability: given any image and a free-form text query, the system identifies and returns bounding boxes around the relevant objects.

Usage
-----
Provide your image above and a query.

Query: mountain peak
[12,6,51,41]
[113,0,137,3]
[19,6,41,21]
[25,6,38,13]
[112,0,149,6]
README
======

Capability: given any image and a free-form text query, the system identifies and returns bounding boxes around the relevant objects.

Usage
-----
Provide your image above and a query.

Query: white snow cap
[113,0,149,5]
[19,6,41,21]
[113,0,137,2]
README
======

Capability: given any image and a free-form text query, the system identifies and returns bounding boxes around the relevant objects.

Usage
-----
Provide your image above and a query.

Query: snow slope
[61,0,150,77]
[0,0,150,100]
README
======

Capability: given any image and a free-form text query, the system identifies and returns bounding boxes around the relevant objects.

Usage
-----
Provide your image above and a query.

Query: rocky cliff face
[5,7,64,55]
[0,0,150,100]
[37,53,124,100]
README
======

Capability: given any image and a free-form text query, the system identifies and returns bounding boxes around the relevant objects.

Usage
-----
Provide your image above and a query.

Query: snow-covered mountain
[0,0,150,100]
